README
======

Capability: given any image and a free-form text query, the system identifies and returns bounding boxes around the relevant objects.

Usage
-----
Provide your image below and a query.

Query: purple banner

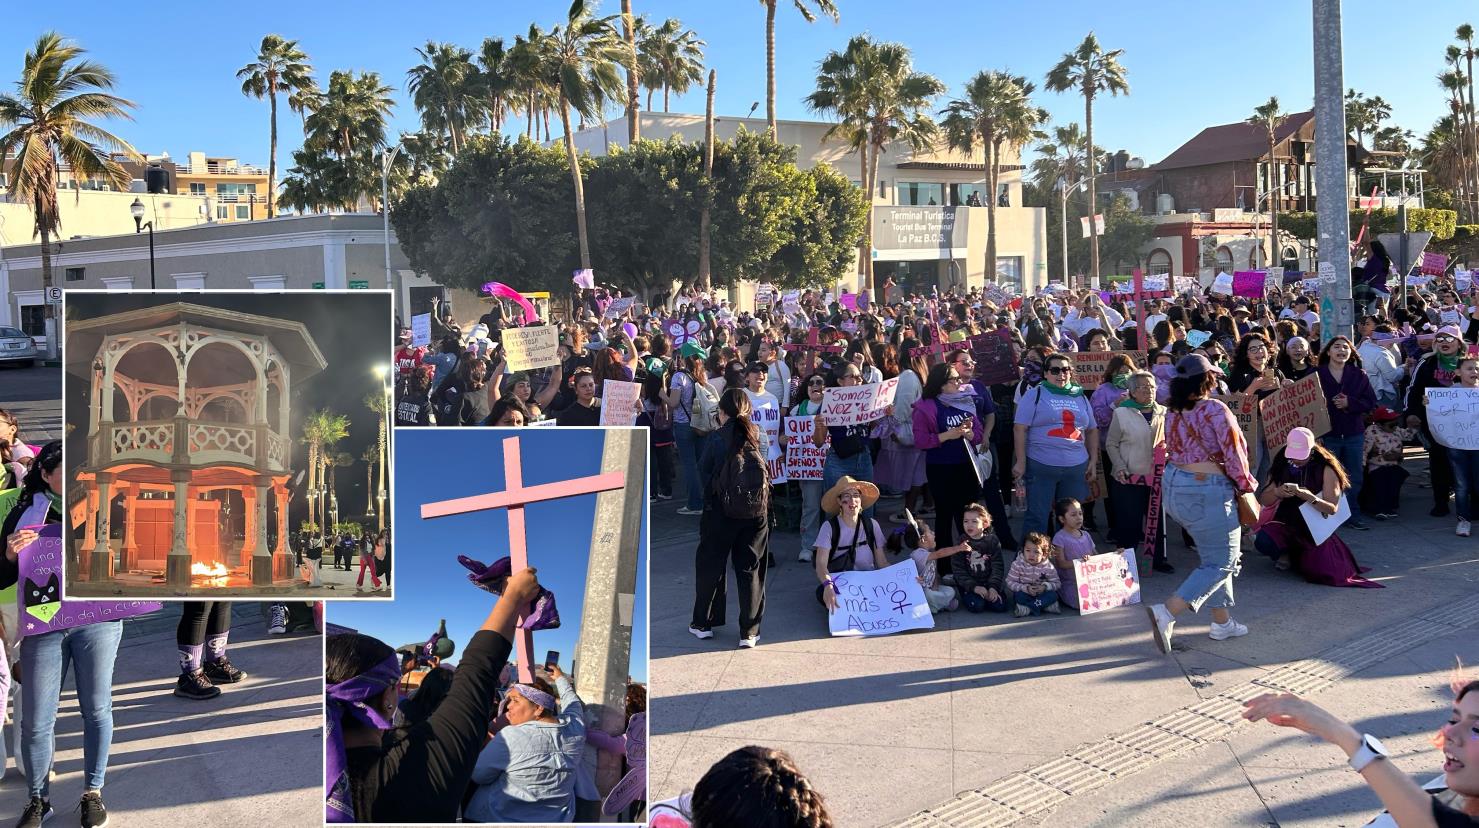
[18,525,162,637]
[1232,271,1265,298]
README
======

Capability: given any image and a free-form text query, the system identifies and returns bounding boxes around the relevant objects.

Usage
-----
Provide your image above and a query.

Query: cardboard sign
[18,525,162,636]
[827,560,935,637]
[746,391,784,475]
[783,415,828,481]
[1073,549,1142,615]
[782,290,800,315]
[1211,272,1234,296]
[1425,387,1479,450]
[598,380,641,426]
[1458,270,1472,292]
[1213,393,1260,454]
[1073,351,1147,391]
[1421,251,1449,277]
[1258,373,1332,450]
[968,329,1019,386]
[1232,271,1265,298]
[410,313,432,347]
[820,378,899,427]
[501,325,561,371]
[756,284,775,307]
[602,297,636,319]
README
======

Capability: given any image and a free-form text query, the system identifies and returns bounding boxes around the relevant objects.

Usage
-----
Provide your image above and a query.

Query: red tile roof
[1153,110,1315,171]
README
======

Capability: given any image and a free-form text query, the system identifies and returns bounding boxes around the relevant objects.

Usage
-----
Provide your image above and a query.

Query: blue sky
[329,427,648,682]
[6,1,1475,170]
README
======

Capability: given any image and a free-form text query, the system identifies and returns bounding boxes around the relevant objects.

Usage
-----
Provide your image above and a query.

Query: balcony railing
[176,163,268,176]
[101,419,287,472]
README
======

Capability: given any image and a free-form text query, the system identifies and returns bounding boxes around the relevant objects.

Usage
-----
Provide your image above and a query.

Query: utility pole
[1398,201,1409,308]
[1313,0,1354,342]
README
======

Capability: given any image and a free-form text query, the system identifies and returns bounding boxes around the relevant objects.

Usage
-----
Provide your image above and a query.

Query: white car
[0,326,38,367]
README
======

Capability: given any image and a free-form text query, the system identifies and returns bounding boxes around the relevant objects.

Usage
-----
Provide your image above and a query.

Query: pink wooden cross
[420,436,626,682]
[909,324,957,362]
[1129,269,1172,351]
[791,327,845,374]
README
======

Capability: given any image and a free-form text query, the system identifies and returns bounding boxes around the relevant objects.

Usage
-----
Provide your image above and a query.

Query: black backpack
[714,444,770,519]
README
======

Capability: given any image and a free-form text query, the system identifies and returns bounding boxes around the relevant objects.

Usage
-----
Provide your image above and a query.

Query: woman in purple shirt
[1317,336,1377,529]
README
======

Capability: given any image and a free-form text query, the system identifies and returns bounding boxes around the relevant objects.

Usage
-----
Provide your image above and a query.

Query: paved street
[648,464,1479,827]
[0,364,62,444]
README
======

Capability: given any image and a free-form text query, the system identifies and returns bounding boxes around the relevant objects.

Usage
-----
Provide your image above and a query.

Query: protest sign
[820,378,899,427]
[983,285,1008,306]
[1425,387,1479,450]
[1232,271,1265,298]
[1458,270,1472,292]
[526,417,559,428]
[500,325,560,371]
[1421,251,1449,277]
[1266,267,1284,290]
[968,329,1018,385]
[1174,276,1200,294]
[1073,549,1141,615]
[783,415,828,481]
[599,380,641,426]
[782,290,800,315]
[827,560,935,637]
[756,283,774,307]
[602,297,636,318]
[1440,307,1468,328]
[1211,272,1234,296]
[839,293,858,311]
[1073,350,1146,391]
[1212,393,1260,452]
[18,525,161,636]
[1185,330,1212,348]
[410,313,431,347]
[1258,373,1332,450]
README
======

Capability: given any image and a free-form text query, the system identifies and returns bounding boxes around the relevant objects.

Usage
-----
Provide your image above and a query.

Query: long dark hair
[1269,441,1351,491]
[1232,332,1274,376]
[397,666,454,726]
[921,362,957,400]
[1166,372,1217,412]
[719,387,758,453]
[1317,335,1362,369]
[12,440,61,525]
[690,746,833,828]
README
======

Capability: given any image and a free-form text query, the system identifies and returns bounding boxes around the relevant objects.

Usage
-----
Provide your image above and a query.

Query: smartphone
[544,650,559,671]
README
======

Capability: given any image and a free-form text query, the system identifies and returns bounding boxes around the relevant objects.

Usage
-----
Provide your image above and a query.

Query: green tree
[1096,194,1154,275]
[237,35,315,215]
[1248,96,1286,258]
[637,17,705,112]
[509,24,554,140]
[477,37,521,132]
[1046,32,1129,286]
[770,163,869,285]
[941,71,1047,284]
[289,69,396,209]
[585,138,703,296]
[760,0,838,136]
[0,32,138,352]
[806,35,942,292]
[407,41,483,155]
[1028,123,1102,282]
[1344,89,1391,148]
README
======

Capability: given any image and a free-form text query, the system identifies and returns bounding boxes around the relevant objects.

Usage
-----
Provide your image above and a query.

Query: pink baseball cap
[1286,427,1315,461]
[1436,324,1464,340]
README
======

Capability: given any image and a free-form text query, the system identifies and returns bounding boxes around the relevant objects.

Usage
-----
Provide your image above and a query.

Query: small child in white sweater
[1007,532,1063,617]
[887,518,957,613]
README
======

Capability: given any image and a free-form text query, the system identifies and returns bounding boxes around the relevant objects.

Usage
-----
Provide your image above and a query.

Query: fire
[191,561,230,585]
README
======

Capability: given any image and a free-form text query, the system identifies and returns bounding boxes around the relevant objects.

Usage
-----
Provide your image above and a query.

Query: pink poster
[1232,271,1265,298]
[18,525,162,637]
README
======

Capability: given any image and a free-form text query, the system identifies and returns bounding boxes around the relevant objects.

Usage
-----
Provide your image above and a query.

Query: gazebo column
[242,488,257,569]
[83,486,98,549]
[90,473,115,582]
[121,488,139,572]
[274,483,290,577]
[167,470,192,590]
[251,475,273,585]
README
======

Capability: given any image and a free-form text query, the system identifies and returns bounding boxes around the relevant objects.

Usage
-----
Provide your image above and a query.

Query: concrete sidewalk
[648,466,1479,827]
[0,603,321,826]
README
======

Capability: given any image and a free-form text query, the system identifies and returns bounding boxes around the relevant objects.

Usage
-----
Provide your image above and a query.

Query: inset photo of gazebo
[61,291,395,599]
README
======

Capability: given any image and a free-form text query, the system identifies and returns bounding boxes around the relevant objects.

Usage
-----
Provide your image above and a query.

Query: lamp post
[129,198,156,290]
[374,365,390,533]
[380,143,403,315]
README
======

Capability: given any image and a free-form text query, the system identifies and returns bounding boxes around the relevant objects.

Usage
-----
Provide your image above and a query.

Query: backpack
[687,375,719,435]
[650,399,673,432]
[824,515,885,574]
[713,443,770,519]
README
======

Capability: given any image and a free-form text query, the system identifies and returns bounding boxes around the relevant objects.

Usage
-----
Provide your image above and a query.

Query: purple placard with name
[18,524,162,637]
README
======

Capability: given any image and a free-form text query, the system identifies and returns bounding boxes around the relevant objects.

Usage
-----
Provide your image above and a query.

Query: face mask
[1111,373,1131,390]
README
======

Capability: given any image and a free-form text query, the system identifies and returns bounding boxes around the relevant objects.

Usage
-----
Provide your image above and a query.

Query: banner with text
[1425,387,1479,450]
[820,378,899,427]
[599,380,641,426]
[500,325,561,371]
[1232,271,1266,298]
[1073,549,1142,615]
[410,313,432,347]
[1073,351,1147,390]
[1258,373,1332,450]
[783,416,829,481]
[827,560,936,637]
[19,525,162,636]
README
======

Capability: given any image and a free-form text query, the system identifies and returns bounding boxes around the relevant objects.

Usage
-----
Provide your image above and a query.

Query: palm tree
[237,35,315,216]
[806,35,943,292]
[941,71,1047,284]
[478,37,520,132]
[639,18,705,113]
[1440,69,1474,220]
[0,33,138,356]
[510,24,553,140]
[1421,114,1465,202]
[1373,125,1415,156]
[1046,32,1129,288]
[760,0,839,136]
[540,0,626,271]
[364,391,388,530]
[1029,123,1096,282]
[301,409,349,532]
[407,41,482,155]
[287,81,323,132]
[303,70,395,209]
[1248,96,1286,261]
[1344,90,1391,148]
[621,0,640,141]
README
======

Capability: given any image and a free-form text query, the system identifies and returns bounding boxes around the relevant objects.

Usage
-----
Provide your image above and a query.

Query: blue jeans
[1320,433,1365,523]
[1162,467,1241,611]
[798,479,823,554]
[822,450,875,522]
[961,589,1008,613]
[21,621,123,798]
[674,421,703,511]
[1449,448,1479,521]
[1013,588,1060,614]
[1022,458,1090,539]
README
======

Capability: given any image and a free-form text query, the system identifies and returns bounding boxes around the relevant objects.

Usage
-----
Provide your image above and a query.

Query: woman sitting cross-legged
[814,476,889,615]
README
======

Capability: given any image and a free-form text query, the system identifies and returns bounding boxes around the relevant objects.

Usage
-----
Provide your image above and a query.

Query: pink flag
[572,269,595,289]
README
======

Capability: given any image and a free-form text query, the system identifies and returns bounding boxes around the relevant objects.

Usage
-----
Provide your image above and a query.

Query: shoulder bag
[1171,404,1261,529]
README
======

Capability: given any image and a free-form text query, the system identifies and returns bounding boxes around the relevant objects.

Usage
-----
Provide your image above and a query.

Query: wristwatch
[1348,733,1390,773]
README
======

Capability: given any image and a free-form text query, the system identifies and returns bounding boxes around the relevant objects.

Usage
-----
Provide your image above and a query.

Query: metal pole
[1060,181,1069,288]
[381,145,401,315]
[1313,0,1354,343]
[1397,201,1409,309]
[147,223,156,290]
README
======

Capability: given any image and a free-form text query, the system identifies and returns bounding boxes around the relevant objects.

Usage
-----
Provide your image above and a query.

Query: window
[216,205,229,219]
[20,305,44,338]
[235,205,250,220]
[189,182,206,195]
[216,182,257,196]
[65,267,85,282]
[995,256,1024,293]
[1147,249,1173,276]
[896,181,944,206]
[950,183,989,206]
[1215,246,1234,273]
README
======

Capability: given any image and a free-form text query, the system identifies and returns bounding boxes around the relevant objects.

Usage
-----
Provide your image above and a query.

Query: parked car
[0,326,38,367]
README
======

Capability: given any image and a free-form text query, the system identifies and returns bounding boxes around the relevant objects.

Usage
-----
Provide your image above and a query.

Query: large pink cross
[791,327,845,374]
[1129,269,1172,351]
[420,436,626,682]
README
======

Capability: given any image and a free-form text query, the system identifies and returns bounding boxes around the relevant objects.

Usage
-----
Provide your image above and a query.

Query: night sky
[63,291,394,530]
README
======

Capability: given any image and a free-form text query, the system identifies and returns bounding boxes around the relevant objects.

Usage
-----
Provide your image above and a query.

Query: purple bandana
[325,654,400,823]
[456,555,561,630]
[510,682,557,712]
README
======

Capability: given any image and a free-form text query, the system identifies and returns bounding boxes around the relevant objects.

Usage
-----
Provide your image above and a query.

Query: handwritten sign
[827,560,935,637]
[745,391,784,482]
[968,329,1018,385]
[1421,251,1449,277]
[602,297,636,319]
[1213,393,1260,453]
[782,290,800,315]
[1185,330,1212,348]
[783,416,828,481]
[820,378,899,427]
[1073,351,1147,391]
[1258,373,1332,450]
[410,313,431,347]
[1072,549,1141,615]
[599,380,641,426]
[1233,271,1265,298]
[500,325,560,371]
[1425,387,1479,450]
[756,283,774,307]
[1211,272,1234,296]
[18,525,161,636]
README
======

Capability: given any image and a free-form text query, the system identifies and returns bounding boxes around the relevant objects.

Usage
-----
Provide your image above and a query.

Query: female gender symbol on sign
[419,436,626,682]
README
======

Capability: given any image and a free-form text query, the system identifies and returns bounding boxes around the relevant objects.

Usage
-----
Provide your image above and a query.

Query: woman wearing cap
[465,662,587,823]
[1362,407,1415,521]
[1105,370,1173,573]
[1145,354,1256,653]
[1011,352,1098,540]
[1407,325,1468,518]
[1317,336,1377,529]
[813,476,889,615]
[1254,427,1381,588]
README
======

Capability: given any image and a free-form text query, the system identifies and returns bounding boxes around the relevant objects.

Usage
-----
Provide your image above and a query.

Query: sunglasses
[1046,366,1072,375]
[808,379,826,386]
[954,357,975,366]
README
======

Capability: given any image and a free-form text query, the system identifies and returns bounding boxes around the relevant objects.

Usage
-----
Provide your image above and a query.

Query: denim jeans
[960,589,1008,613]
[1320,433,1365,523]
[822,450,875,522]
[1013,588,1060,615]
[1022,458,1090,539]
[674,421,704,511]
[1449,448,1479,521]
[21,621,123,798]
[798,479,823,554]
[1162,467,1241,611]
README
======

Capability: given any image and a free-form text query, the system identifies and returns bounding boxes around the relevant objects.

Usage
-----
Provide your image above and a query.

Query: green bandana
[1217,359,1231,376]
[1438,352,1461,372]
[1117,396,1156,411]
[1111,373,1131,390]
[1041,380,1084,397]
[46,490,61,512]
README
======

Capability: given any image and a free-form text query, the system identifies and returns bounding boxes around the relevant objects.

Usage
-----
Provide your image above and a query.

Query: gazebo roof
[64,301,328,381]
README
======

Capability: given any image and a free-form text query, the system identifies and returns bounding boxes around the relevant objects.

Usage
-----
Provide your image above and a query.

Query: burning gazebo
[66,301,326,593]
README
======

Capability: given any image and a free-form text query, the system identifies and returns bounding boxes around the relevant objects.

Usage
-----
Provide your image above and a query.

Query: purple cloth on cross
[457,555,561,631]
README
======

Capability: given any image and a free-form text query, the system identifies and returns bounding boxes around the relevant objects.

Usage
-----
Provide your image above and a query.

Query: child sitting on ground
[1007,532,1063,617]
[945,503,1007,613]
[1049,498,1097,611]
[1361,406,1413,520]
[886,516,957,613]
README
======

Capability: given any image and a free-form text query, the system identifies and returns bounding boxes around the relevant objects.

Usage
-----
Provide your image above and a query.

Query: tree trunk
[39,224,54,351]
[544,109,552,143]
[664,84,670,113]
[527,92,536,139]
[986,134,999,286]
[698,70,715,291]
[647,89,653,111]
[861,138,878,296]
[268,87,278,217]
[623,0,640,143]
[561,96,593,270]
[1468,51,1477,222]
[1084,89,1100,288]
[765,0,777,137]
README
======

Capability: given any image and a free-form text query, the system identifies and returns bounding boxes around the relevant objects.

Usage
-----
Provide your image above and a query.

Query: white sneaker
[1209,619,1249,641]
[1457,520,1472,538]
[676,507,704,516]
[798,549,813,563]
[267,604,288,635]
[1146,603,1175,654]
[688,626,713,640]
[738,635,759,649]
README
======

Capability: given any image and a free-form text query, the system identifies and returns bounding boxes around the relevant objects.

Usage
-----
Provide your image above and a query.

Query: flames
[191,561,230,586]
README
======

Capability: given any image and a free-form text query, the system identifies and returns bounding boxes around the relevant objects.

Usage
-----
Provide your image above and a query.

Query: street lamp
[380,143,403,314]
[129,197,156,290]
[373,364,390,533]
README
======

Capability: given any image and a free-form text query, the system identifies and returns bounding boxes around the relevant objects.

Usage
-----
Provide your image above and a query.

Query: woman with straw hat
[813,476,888,614]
